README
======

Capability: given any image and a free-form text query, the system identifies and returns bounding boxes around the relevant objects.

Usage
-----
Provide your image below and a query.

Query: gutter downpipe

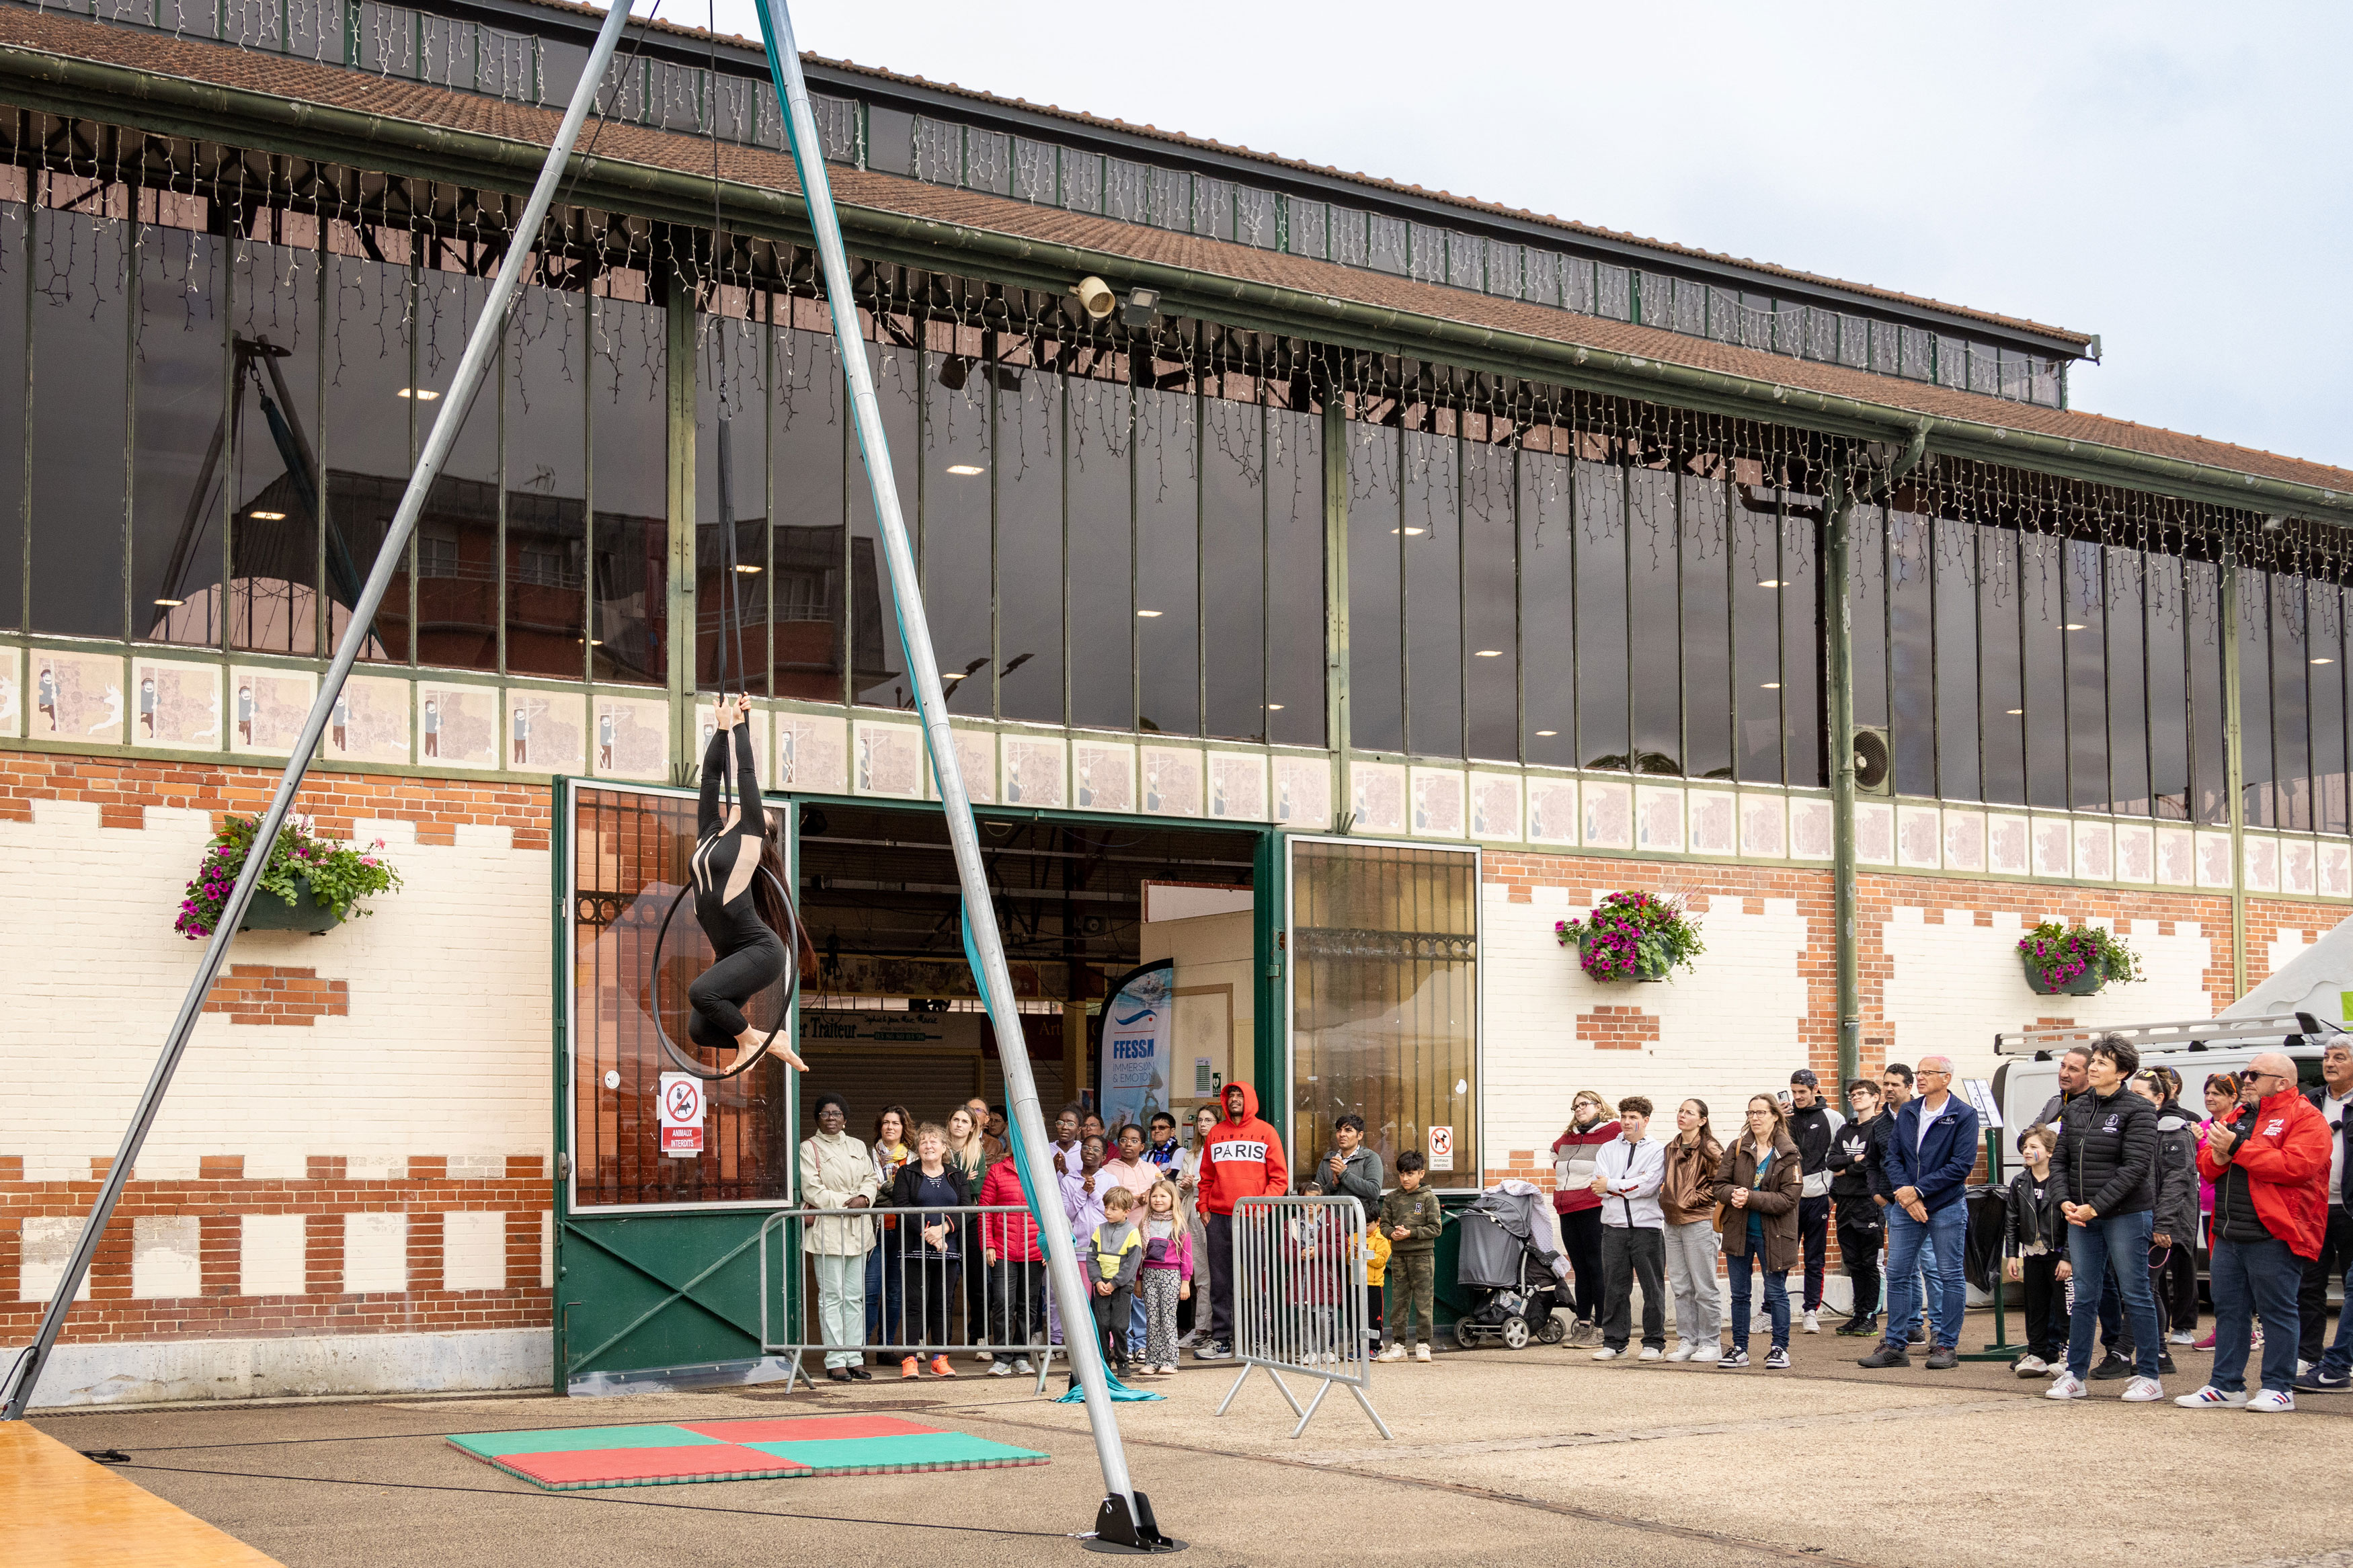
[0,0,643,1422]
[1831,427,1928,1089]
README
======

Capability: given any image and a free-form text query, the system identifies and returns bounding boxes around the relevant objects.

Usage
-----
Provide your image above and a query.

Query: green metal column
[1825,469,1860,1088]
[2222,541,2247,996]
[1322,396,1351,823]
[666,268,699,770]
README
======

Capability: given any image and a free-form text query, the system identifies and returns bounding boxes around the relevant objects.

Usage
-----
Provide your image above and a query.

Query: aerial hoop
[647,865,805,1081]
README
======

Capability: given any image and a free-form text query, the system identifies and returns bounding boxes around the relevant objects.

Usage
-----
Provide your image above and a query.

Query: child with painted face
[1135,1180,1195,1375]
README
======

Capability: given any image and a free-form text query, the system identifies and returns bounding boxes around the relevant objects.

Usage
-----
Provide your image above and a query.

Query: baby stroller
[1453,1180,1572,1350]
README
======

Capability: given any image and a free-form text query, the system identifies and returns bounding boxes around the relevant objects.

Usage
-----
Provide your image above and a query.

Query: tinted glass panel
[1575,460,1627,769]
[1201,383,1265,741]
[2146,553,2190,821]
[770,313,844,704]
[229,237,325,656]
[2270,572,2311,831]
[2106,548,2149,816]
[1887,509,1933,796]
[1932,515,1979,801]
[2019,532,2067,809]
[31,205,128,638]
[996,347,1062,725]
[695,313,768,694]
[413,269,499,673]
[1679,470,1730,779]
[1462,436,1516,761]
[1731,485,1782,783]
[2063,539,2109,812]
[1265,405,1323,748]
[1978,525,2024,806]
[133,224,226,646]
[1626,466,1681,772]
[1402,423,1460,757]
[1135,382,1198,735]
[1066,369,1131,729]
[590,290,664,686]
[851,327,920,708]
[922,331,993,712]
[1519,442,1574,768]
[324,249,412,662]
[1347,419,1402,753]
[505,280,586,681]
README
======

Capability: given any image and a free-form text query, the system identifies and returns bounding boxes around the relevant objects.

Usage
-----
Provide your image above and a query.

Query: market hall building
[2,0,2349,1403]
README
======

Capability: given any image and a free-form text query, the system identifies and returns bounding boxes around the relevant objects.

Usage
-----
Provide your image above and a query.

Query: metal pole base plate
[1082,1491,1185,1554]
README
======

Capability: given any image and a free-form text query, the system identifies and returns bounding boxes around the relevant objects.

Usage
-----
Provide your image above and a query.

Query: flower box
[238,882,343,935]
[1558,891,1703,984]
[2016,921,2139,996]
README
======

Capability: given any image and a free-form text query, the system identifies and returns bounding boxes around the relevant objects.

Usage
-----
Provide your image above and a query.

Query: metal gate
[553,777,799,1393]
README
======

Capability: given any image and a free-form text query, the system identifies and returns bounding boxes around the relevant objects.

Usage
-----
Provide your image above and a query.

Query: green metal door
[553,778,799,1393]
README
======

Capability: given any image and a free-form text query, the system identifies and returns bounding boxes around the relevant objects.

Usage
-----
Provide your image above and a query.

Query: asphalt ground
[28,1313,2353,1568]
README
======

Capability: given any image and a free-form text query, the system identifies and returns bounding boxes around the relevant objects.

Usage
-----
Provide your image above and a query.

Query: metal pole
[1825,468,1860,1090]
[743,0,1156,1542]
[0,0,643,1423]
[2222,540,2247,995]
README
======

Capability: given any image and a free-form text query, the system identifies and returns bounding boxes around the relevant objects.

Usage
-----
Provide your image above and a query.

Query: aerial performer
[687,693,809,1073]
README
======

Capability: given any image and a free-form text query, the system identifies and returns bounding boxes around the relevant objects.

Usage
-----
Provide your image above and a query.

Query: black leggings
[1560,1207,1605,1323]
[686,930,786,1047]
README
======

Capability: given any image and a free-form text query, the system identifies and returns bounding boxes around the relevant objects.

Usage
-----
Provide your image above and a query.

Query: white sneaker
[2175,1385,2248,1407]
[1414,1343,1431,1364]
[1591,1346,1622,1362]
[1689,1343,1722,1364]
[989,1360,1014,1376]
[1637,1346,1663,1362]
[2046,1374,2087,1400]
[2011,1354,2048,1377]
[1666,1341,1696,1362]
[2166,1330,2196,1346]
[2121,1376,2165,1403]
[1375,1344,1406,1363]
[1013,1357,1036,1375]
[2046,1362,2068,1378]
[2297,1359,2313,1377]
[1802,1310,1821,1335]
[2247,1389,2296,1413]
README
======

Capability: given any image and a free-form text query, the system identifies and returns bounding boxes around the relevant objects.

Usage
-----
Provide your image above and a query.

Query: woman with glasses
[1713,1095,1802,1369]
[1551,1089,1621,1348]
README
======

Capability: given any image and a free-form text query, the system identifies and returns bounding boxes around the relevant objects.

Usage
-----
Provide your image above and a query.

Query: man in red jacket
[1193,1081,1287,1360]
[2178,1051,2330,1412]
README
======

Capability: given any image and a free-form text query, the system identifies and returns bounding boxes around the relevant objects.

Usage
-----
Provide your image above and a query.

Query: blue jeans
[2211,1235,2303,1394]
[1726,1245,1788,1352]
[1882,1201,1966,1352]
[2064,1210,2161,1380]
[864,1233,905,1348]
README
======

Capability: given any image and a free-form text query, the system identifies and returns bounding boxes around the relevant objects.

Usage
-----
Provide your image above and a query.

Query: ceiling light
[2006,708,2023,715]
[2061,623,2086,631]
[153,596,184,608]
[1761,682,1781,690]
[1119,287,1160,329]
[2314,657,2335,665]
[1390,527,1427,537]
[945,463,984,476]
[732,563,762,575]
[1473,649,1503,658]
[1266,704,1285,711]
[397,387,440,401]
[941,670,966,681]
[1136,609,1162,618]
[1534,729,1557,737]
[248,509,286,521]
[1757,579,1784,588]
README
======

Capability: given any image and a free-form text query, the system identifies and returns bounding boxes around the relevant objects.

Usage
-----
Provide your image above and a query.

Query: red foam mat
[492,1444,808,1490]
[676,1415,941,1444]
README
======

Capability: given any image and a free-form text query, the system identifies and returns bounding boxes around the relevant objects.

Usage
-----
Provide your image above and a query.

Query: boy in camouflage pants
[1374,1151,1445,1362]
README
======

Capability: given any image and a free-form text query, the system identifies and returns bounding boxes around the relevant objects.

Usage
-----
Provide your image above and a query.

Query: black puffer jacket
[2003,1167,2065,1256]
[2052,1085,2156,1217]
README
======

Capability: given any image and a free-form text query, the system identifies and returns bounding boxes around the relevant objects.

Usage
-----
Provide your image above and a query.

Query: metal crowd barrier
[758,1204,1064,1395]
[1214,1195,1392,1440]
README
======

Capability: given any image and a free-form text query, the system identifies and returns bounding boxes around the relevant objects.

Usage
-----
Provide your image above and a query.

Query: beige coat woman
[801,1127,881,1256]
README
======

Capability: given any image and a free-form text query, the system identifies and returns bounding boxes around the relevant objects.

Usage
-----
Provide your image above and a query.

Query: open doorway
[792,802,1266,1141]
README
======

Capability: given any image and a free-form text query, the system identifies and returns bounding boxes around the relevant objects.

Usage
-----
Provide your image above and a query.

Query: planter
[1580,934,1670,983]
[2022,951,2105,997]
[239,882,342,935]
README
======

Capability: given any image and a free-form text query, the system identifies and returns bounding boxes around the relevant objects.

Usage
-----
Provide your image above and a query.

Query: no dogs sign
[658,1072,706,1157]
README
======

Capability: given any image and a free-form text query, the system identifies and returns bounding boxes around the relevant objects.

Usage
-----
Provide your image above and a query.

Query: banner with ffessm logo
[1099,958,1174,1134]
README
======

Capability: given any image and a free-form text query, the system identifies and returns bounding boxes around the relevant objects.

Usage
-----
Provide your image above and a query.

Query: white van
[1992,1012,2332,1153]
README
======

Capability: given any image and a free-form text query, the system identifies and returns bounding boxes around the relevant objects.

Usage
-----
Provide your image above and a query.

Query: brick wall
[202,965,350,1026]
[0,754,557,1366]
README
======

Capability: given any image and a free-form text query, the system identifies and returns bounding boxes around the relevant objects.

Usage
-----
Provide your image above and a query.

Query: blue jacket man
[1860,1056,1980,1370]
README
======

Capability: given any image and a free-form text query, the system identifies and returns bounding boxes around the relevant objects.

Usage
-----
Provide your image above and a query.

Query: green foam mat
[447,1423,720,1459]
[743,1430,1049,1475]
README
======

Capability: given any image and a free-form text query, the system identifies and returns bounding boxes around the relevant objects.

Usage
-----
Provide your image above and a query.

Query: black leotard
[684,725,785,1050]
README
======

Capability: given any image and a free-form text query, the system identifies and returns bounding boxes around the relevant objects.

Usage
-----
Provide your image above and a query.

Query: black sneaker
[2157,1352,2178,1376]
[2089,1351,2132,1381]
[1925,1346,1958,1370]
[2295,1366,2352,1393]
[1857,1346,1909,1368]
[1905,1323,1926,1346]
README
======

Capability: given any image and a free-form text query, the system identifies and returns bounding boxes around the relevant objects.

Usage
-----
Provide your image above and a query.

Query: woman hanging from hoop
[688,694,809,1073]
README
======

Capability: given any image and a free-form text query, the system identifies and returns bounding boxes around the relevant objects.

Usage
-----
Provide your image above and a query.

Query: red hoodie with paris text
[1198,1082,1289,1217]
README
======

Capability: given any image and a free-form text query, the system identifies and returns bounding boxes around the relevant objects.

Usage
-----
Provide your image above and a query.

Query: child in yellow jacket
[1359,1223,1393,1354]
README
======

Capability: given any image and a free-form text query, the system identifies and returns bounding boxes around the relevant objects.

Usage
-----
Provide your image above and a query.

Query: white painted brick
[19,1217,93,1301]
[354,818,417,848]
[449,1155,502,1181]
[453,822,513,852]
[131,1215,202,1298]
[539,1211,553,1288]
[1884,911,2218,1084]
[344,1212,408,1294]
[349,1156,401,1182]
[241,1213,308,1296]
[442,1211,507,1291]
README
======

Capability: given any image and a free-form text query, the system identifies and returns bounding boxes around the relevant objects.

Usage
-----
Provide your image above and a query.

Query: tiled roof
[503,0,2094,351]
[3,8,2342,496]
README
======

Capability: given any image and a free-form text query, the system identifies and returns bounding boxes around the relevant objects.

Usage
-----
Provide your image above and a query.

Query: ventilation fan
[1852,727,1892,796]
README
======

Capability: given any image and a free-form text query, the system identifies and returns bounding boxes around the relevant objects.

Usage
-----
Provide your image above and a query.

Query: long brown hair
[750,815,816,973]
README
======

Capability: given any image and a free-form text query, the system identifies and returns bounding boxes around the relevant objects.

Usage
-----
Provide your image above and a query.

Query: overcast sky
[680,0,2352,472]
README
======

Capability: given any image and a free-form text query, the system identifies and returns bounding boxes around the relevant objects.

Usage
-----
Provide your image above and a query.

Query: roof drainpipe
[1830,425,1929,1092]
